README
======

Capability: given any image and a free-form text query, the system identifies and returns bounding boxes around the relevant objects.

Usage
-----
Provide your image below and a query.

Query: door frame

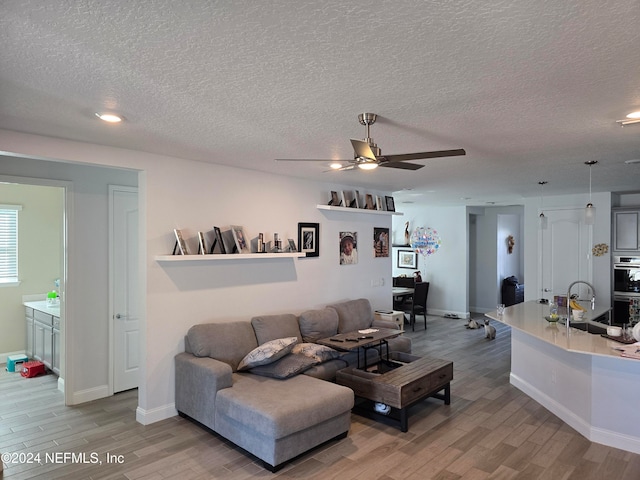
[108,185,139,395]
[0,174,72,403]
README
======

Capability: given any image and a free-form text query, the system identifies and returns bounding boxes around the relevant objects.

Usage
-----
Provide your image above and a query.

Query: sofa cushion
[237,337,298,371]
[249,353,317,379]
[251,314,303,345]
[187,322,258,371]
[292,343,341,363]
[215,373,354,439]
[327,298,373,333]
[298,308,339,342]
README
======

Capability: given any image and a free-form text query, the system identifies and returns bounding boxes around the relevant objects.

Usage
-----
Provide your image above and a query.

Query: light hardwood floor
[2,315,639,479]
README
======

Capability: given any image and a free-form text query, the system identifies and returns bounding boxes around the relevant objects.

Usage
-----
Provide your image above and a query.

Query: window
[0,205,21,285]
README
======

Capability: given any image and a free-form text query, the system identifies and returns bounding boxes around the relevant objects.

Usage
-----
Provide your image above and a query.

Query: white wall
[392,204,468,317]
[0,129,394,423]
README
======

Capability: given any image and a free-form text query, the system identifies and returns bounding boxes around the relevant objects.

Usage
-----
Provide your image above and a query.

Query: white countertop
[486,300,637,361]
[24,300,60,317]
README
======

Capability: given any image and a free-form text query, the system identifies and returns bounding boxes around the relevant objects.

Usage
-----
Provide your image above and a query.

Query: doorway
[0,177,68,398]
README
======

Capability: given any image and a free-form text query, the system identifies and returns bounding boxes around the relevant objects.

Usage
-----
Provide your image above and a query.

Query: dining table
[392,286,414,314]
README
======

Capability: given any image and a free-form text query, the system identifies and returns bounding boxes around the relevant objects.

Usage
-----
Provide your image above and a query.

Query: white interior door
[540,208,592,302]
[110,186,139,393]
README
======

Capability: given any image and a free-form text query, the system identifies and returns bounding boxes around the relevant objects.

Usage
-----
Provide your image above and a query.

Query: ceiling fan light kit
[275,113,466,172]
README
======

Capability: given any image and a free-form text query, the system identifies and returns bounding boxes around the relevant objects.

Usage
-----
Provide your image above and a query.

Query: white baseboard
[430,308,469,320]
[470,306,493,314]
[136,403,177,425]
[510,373,640,454]
[57,376,64,393]
[69,384,109,405]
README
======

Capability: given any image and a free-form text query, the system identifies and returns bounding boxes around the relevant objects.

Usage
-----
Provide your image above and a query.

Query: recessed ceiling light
[625,159,640,164]
[95,112,124,123]
[329,162,342,170]
[626,111,640,119]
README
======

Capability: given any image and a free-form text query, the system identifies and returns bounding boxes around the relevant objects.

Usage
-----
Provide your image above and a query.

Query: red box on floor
[21,361,46,378]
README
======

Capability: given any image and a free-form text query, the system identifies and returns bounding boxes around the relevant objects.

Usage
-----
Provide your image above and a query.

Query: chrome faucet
[566,280,596,332]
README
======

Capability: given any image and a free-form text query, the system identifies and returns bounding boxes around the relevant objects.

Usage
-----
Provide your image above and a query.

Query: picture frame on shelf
[231,225,251,254]
[385,196,395,212]
[354,190,361,209]
[365,194,375,210]
[397,249,417,269]
[173,229,190,255]
[197,231,208,255]
[329,191,341,206]
[341,191,356,208]
[212,226,227,254]
[288,239,297,252]
[376,195,384,211]
[298,222,320,257]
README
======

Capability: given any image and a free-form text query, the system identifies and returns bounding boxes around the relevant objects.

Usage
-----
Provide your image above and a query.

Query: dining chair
[404,281,429,331]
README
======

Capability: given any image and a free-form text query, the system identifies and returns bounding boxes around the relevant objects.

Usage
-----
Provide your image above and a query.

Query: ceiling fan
[275,113,466,171]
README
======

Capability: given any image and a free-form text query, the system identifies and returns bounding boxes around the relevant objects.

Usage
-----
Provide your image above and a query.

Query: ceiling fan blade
[379,161,424,170]
[384,148,466,163]
[350,139,377,160]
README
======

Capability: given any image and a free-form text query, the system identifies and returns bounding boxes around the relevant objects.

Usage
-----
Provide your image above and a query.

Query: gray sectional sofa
[175,298,411,471]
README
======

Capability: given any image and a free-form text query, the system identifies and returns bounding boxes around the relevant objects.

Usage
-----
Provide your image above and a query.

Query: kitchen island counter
[486,300,627,359]
[486,300,640,455]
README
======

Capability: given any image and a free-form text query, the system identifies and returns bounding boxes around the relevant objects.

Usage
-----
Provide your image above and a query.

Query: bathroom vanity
[24,301,61,376]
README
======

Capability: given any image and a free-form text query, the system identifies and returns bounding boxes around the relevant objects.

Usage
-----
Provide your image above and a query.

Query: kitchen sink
[566,321,608,335]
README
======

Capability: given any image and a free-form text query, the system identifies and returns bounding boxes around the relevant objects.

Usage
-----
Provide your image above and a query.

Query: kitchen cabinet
[24,302,60,375]
[613,209,640,251]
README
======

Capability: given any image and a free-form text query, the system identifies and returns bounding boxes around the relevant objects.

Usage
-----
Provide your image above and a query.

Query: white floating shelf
[155,252,306,262]
[316,204,403,216]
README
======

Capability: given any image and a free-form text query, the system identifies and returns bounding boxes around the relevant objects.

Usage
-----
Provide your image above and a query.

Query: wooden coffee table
[336,353,453,432]
[317,328,402,371]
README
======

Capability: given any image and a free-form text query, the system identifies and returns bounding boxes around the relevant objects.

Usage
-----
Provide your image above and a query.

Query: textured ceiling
[1,0,639,205]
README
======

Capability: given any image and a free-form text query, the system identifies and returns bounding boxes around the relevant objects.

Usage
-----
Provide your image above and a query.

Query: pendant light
[584,160,597,225]
[538,181,548,230]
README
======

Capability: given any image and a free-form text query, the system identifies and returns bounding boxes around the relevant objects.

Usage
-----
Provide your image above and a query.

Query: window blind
[0,205,21,283]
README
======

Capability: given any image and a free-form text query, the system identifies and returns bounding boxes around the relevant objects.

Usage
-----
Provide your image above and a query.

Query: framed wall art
[373,227,389,257]
[397,249,417,269]
[298,222,319,257]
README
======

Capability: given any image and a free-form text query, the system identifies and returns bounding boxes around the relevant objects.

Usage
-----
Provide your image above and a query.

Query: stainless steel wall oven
[613,256,640,325]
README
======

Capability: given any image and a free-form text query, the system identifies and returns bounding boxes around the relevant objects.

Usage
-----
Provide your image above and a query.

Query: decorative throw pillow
[292,343,341,363]
[237,337,298,371]
[249,353,317,379]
